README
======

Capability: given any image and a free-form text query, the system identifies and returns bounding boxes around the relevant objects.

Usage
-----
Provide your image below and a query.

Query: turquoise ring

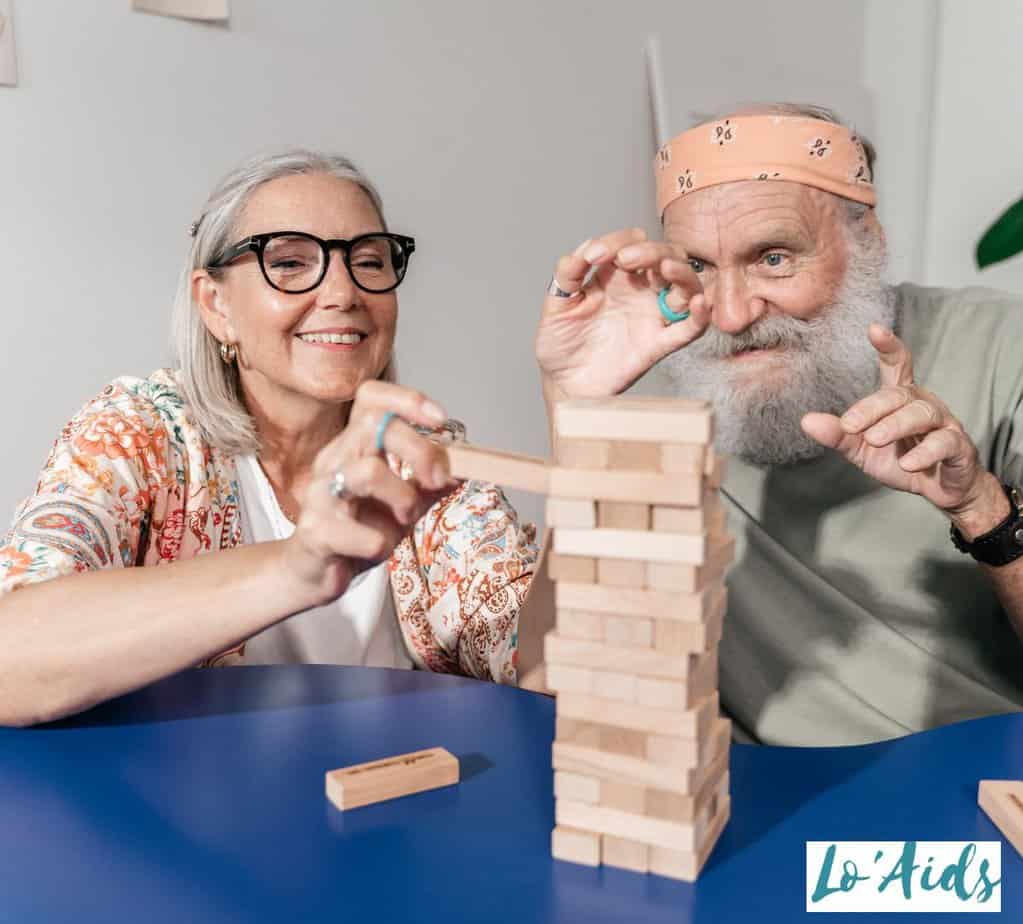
[375,411,399,453]
[657,287,690,324]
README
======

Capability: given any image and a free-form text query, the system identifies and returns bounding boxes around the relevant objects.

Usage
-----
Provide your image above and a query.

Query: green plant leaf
[977,195,1023,268]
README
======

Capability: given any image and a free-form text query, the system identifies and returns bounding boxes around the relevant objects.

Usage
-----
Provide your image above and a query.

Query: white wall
[3,0,867,529]
[923,0,1023,293]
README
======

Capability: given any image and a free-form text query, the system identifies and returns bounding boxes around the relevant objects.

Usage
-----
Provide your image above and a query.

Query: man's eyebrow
[739,232,810,258]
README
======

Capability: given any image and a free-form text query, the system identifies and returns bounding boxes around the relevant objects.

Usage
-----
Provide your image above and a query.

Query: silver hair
[690,101,877,227]
[171,149,396,456]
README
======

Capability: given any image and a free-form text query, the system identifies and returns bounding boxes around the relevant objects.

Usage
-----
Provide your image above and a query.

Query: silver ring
[327,469,352,500]
[546,276,581,299]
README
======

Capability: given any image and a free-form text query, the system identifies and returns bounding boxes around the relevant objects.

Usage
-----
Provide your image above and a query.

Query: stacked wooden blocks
[545,397,734,881]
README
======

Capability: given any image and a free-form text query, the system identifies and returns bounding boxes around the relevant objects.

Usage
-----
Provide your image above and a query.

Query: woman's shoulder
[71,369,197,445]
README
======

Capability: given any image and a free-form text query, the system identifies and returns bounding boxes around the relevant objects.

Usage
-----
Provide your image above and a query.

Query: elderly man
[535,103,1023,746]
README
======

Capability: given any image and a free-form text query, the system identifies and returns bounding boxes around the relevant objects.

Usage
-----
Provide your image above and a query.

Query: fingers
[841,385,948,448]
[870,325,915,388]
[615,241,681,273]
[350,381,448,433]
[547,228,647,302]
[801,412,854,452]
[653,292,712,360]
[898,428,969,473]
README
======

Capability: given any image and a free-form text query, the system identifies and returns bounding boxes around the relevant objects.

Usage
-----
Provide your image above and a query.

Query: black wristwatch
[950,483,1023,566]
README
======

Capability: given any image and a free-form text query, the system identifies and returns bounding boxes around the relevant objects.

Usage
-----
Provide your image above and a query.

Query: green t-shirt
[721,283,1023,745]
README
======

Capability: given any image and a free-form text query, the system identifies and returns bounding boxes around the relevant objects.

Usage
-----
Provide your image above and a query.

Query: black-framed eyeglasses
[207,231,416,294]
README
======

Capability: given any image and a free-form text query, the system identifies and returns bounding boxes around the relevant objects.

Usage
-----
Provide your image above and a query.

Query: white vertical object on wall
[132,0,229,22]
[860,0,941,286]
[0,0,18,87]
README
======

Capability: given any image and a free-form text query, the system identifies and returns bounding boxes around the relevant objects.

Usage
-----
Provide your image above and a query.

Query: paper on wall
[132,0,229,23]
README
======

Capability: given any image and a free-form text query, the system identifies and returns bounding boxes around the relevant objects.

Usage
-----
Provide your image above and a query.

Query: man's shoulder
[896,281,1023,325]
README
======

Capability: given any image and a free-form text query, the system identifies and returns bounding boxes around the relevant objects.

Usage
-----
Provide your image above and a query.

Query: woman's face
[198,172,398,412]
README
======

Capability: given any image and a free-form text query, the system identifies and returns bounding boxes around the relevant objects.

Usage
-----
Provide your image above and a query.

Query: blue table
[1,665,1021,922]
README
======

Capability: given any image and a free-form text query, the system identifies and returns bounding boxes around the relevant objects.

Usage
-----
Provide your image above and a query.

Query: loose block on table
[325,747,459,811]
[978,779,1023,857]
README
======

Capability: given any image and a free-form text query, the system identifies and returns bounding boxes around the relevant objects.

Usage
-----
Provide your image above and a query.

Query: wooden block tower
[544,396,734,881]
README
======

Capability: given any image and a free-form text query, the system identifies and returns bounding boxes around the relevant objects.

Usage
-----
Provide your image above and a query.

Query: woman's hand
[279,381,457,607]
[535,228,711,400]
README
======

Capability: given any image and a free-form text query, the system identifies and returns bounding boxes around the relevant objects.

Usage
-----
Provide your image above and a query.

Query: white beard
[660,228,896,467]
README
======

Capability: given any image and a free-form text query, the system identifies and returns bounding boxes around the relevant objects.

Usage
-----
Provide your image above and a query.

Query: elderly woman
[0,150,537,727]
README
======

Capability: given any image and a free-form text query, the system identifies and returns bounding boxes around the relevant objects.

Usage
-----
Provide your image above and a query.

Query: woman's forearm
[0,542,317,726]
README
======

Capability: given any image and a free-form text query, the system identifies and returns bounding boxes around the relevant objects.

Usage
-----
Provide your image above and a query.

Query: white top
[233,453,413,669]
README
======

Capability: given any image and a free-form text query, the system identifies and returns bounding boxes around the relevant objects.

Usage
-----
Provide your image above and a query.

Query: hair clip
[188,217,202,237]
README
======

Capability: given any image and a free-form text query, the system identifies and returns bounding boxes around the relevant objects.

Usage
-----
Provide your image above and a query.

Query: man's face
[660,180,892,466]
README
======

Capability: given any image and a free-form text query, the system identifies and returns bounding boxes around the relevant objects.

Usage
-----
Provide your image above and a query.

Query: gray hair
[171,149,395,456]
[690,101,877,226]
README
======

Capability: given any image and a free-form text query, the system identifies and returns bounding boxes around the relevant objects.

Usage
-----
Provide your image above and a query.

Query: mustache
[686,313,821,359]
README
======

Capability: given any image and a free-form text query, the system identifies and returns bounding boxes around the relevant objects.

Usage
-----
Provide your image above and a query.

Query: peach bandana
[654,114,876,217]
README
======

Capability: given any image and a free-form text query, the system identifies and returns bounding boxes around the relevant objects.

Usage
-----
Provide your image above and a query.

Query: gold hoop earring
[219,341,237,364]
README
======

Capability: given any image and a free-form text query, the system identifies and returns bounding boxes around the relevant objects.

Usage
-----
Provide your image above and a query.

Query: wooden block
[548,467,702,506]
[648,795,731,881]
[546,664,638,702]
[557,439,611,469]
[446,443,549,494]
[647,536,735,593]
[607,441,662,471]
[546,497,597,529]
[595,758,727,823]
[646,766,729,824]
[553,717,731,796]
[556,581,721,623]
[552,825,601,866]
[554,770,600,804]
[556,690,718,739]
[547,553,597,584]
[653,589,725,655]
[554,528,707,565]
[645,724,719,769]
[598,558,648,587]
[659,443,706,474]
[602,835,650,873]
[558,716,647,758]
[706,452,727,488]
[556,609,605,642]
[635,651,718,711]
[597,502,651,530]
[978,780,1023,857]
[604,615,653,649]
[652,492,721,534]
[599,779,648,815]
[554,397,712,444]
[325,747,459,811]
[544,632,703,680]
[545,663,593,695]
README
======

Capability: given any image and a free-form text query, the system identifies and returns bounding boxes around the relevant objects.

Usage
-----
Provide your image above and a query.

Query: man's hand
[801,325,1008,538]
[535,228,711,400]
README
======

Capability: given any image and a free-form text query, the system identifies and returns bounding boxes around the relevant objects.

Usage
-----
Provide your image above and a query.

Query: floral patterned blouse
[0,370,538,683]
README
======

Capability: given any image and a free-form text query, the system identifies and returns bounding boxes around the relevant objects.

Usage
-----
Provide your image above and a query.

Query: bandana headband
[654,114,876,217]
